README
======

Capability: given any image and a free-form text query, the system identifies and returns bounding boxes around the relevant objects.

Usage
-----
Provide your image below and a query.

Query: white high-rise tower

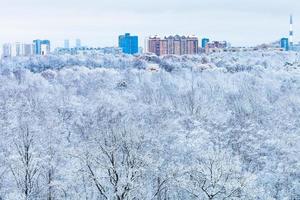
[290,14,294,48]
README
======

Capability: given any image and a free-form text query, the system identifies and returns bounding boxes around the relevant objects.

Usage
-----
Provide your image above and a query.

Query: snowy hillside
[0,51,299,199]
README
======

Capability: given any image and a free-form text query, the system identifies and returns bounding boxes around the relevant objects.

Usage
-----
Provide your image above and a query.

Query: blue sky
[0,0,298,48]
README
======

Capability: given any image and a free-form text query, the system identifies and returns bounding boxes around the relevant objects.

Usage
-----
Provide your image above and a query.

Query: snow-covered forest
[0,51,299,200]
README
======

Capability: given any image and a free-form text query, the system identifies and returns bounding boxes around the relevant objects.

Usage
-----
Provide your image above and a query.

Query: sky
[0,0,299,48]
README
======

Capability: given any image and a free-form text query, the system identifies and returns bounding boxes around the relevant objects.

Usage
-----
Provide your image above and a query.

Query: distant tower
[76,39,81,48]
[289,14,294,48]
[64,39,70,49]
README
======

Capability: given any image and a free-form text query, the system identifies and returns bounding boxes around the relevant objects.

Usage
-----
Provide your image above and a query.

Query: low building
[204,41,228,53]
[54,47,122,55]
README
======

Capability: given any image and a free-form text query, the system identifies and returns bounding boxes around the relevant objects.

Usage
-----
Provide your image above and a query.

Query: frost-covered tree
[0,51,299,199]
[181,151,253,200]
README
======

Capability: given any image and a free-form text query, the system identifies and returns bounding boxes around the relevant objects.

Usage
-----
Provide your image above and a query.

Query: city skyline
[0,0,299,48]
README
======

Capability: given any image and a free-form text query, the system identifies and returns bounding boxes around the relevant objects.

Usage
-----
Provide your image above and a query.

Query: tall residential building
[15,42,22,56]
[33,40,50,55]
[33,40,41,54]
[202,38,210,48]
[2,44,12,58]
[12,43,24,57]
[2,42,34,57]
[23,44,34,56]
[187,36,199,54]
[280,38,289,51]
[118,33,139,54]
[147,36,161,56]
[147,35,198,56]
[76,39,81,48]
[64,39,70,49]
[160,39,168,56]
[173,36,181,55]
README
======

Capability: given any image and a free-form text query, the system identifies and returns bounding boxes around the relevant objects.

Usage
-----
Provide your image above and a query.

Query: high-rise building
[76,39,81,48]
[202,38,210,48]
[166,36,175,54]
[187,36,199,54]
[33,40,41,54]
[33,40,50,55]
[64,39,70,49]
[15,42,22,56]
[146,35,198,56]
[2,42,34,57]
[2,44,12,58]
[280,38,289,51]
[23,44,34,56]
[118,33,139,54]
[173,36,181,55]
[147,36,161,56]
[5,43,35,57]
[159,38,168,56]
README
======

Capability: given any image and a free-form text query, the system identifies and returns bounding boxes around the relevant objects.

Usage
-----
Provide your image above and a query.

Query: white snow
[0,51,299,199]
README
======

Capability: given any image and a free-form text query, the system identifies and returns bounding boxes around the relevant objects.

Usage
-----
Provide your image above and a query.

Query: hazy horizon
[0,0,299,48]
